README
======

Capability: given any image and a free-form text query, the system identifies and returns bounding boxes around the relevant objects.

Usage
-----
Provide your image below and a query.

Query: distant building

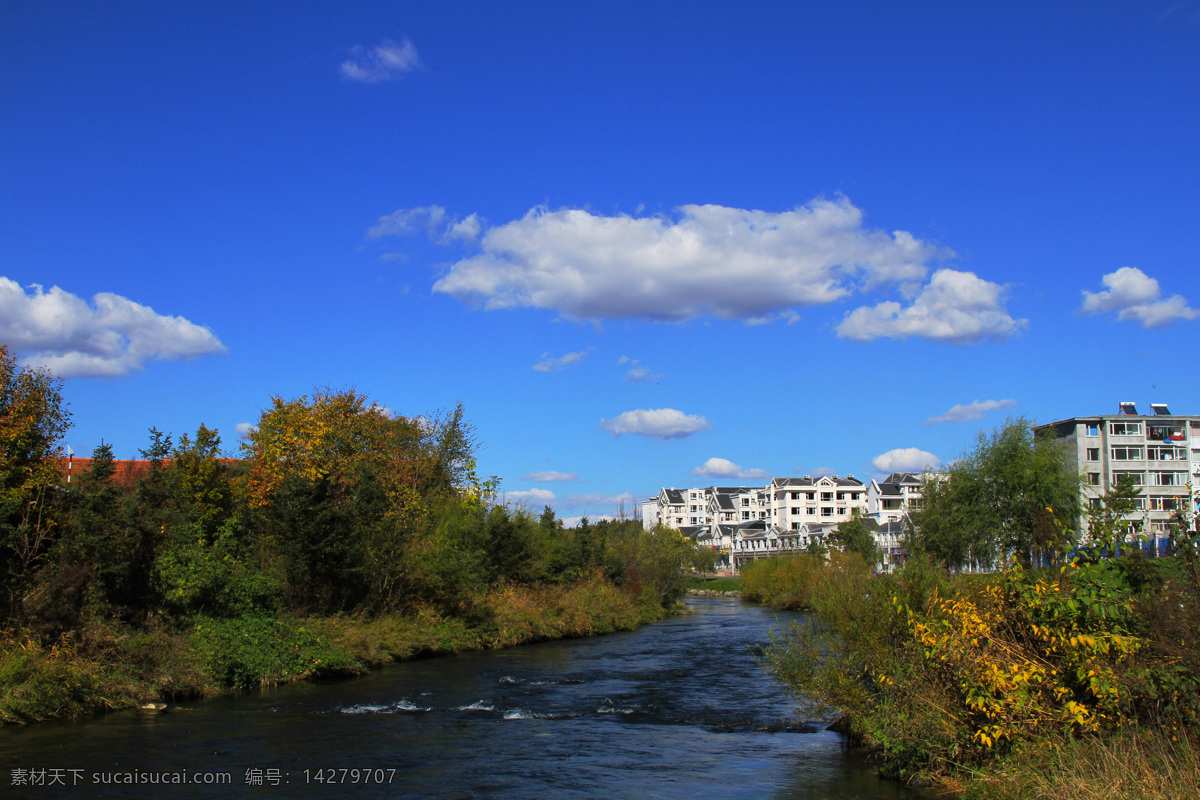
[866,471,943,523]
[763,475,866,530]
[1035,402,1200,545]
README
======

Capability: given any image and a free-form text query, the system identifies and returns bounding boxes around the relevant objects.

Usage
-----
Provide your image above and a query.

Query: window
[820,492,833,501]
[1088,472,1101,485]
[1111,447,1143,461]
[1148,424,1186,442]
[791,522,800,530]
[791,507,801,516]
[741,497,749,506]
[1085,423,1100,436]
[836,507,846,515]
[882,499,902,510]
[1089,498,1103,510]
[821,507,833,517]
[851,493,861,500]
[1110,422,1142,436]
[805,492,815,500]
[1150,497,1180,511]
[806,507,816,516]
[1112,471,1144,486]
[1087,448,1100,461]
[1148,446,1184,461]
[836,492,846,501]
[1152,472,1187,486]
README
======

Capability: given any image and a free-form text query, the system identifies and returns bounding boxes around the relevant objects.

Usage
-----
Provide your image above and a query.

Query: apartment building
[1035,402,1200,541]
[866,472,943,522]
[763,475,866,530]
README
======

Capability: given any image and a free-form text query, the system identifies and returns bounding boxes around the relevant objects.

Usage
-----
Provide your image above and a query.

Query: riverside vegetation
[745,419,1200,800]
[0,346,700,724]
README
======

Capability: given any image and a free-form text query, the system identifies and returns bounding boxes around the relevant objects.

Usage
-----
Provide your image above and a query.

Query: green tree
[1084,478,1144,557]
[0,345,70,619]
[909,417,1080,570]
[829,509,880,567]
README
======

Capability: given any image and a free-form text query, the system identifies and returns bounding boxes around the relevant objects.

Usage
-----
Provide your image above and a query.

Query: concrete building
[1035,402,1200,543]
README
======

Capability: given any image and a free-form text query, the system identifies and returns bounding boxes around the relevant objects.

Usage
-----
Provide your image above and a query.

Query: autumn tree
[0,345,70,619]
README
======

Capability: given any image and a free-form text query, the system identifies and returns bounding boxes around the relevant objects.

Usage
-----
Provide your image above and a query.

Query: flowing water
[1,597,918,798]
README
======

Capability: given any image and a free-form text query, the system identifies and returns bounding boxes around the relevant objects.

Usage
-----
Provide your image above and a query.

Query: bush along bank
[0,366,703,725]
[1,574,673,724]
[756,546,1200,798]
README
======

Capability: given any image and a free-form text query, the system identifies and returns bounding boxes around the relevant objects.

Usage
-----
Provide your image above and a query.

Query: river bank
[2,595,921,799]
[0,577,664,726]
[742,552,1200,800]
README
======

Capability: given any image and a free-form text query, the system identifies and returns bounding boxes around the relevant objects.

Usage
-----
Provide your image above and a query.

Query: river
[1,597,918,798]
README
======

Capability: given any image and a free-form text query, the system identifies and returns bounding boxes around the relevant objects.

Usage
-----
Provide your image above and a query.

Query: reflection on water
[2,597,916,799]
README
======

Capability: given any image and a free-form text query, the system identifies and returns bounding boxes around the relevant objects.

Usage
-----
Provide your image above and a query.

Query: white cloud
[367,206,448,239]
[522,470,578,482]
[690,457,771,480]
[1080,267,1199,328]
[368,206,484,246]
[340,37,421,83]
[533,350,588,372]
[505,488,556,505]
[430,197,944,322]
[618,356,662,382]
[236,422,257,437]
[836,269,1025,344]
[445,214,482,243]
[561,491,637,511]
[809,466,838,478]
[0,279,226,378]
[599,408,712,439]
[560,514,617,527]
[925,398,1017,424]
[872,448,941,473]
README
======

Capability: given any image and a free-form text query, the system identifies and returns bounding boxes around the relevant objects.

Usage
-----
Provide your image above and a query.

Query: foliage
[191,614,361,689]
[909,417,1080,570]
[762,548,1200,784]
[830,510,881,566]
[964,727,1200,800]
[741,554,827,610]
[607,522,695,609]
[686,576,740,592]
[0,378,691,724]
[0,345,70,620]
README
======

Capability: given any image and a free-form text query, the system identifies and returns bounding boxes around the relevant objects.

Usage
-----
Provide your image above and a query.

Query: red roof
[55,457,244,487]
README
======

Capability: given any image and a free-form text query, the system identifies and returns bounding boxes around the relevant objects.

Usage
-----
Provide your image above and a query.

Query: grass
[963,728,1200,800]
[686,576,740,591]
[0,577,666,725]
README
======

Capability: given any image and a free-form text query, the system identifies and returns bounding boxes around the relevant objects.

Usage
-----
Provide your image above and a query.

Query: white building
[866,472,943,523]
[763,475,867,530]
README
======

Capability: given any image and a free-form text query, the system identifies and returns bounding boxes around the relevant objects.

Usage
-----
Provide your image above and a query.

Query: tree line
[0,345,696,636]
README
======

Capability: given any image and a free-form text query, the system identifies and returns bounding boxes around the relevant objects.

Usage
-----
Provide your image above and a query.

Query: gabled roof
[883,472,923,486]
[661,488,685,504]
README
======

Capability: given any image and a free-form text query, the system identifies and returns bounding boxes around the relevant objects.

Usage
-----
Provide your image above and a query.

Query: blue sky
[3,1,1199,522]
